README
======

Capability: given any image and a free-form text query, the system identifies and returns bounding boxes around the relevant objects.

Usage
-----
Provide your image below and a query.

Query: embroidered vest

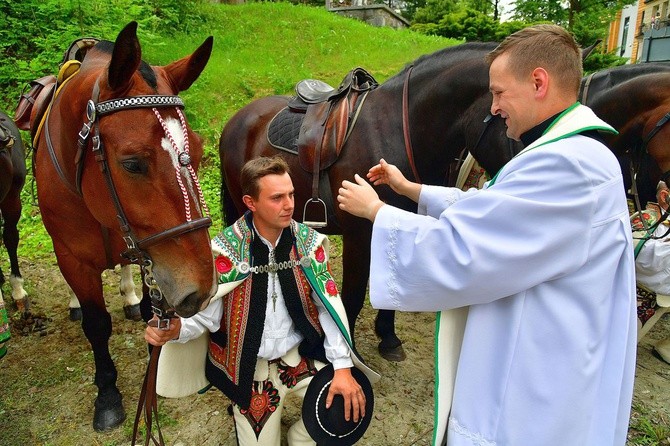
[207,213,333,408]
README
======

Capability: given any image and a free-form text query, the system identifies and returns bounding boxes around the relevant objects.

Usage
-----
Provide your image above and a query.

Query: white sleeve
[171,297,223,343]
[314,291,353,370]
[635,231,670,295]
[417,184,474,218]
[370,147,596,312]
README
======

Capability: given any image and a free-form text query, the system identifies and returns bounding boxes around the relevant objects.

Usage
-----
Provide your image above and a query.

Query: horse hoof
[123,304,142,321]
[378,340,406,362]
[69,307,82,321]
[93,404,126,432]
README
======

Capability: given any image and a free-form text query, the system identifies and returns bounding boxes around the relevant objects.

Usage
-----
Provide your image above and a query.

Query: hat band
[315,380,365,438]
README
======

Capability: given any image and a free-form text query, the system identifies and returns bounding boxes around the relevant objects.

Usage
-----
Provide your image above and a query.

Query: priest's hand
[144,316,181,346]
[368,158,421,203]
[326,367,366,423]
[338,174,384,222]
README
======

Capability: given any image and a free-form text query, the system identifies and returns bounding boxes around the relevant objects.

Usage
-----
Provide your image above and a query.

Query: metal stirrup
[302,198,328,228]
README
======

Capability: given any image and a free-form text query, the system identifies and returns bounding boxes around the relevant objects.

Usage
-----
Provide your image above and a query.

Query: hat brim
[302,364,374,446]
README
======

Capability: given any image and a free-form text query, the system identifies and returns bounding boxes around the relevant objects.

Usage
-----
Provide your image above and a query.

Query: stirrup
[302,198,328,228]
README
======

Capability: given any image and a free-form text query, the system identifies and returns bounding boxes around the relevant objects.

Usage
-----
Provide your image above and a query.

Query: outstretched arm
[368,158,421,203]
[337,174,385,222]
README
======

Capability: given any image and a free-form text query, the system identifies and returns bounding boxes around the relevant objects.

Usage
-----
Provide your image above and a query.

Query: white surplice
[369,104,637,446]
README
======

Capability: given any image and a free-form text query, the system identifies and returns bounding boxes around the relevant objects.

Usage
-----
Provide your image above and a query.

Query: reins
[402,65,421,183]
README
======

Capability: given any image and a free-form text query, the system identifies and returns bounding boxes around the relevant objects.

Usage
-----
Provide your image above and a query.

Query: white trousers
[233,357,325,446]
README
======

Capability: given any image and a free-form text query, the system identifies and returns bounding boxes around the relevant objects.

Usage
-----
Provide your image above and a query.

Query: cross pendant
[271,291,277,312]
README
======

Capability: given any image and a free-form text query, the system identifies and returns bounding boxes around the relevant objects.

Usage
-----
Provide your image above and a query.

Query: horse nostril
[175,291,207,318]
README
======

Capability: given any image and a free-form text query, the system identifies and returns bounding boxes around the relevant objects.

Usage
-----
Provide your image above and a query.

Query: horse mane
[82,39,158,89]
[384,42,497,86]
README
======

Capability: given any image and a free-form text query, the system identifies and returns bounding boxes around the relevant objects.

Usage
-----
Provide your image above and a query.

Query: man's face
[489,53,537,141]
[244,172,295,237]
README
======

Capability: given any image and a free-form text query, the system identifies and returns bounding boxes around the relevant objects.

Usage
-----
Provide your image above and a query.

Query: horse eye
[121,158,147,174]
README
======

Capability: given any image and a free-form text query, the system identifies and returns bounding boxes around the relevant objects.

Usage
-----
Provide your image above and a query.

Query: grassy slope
[11,2,454,258]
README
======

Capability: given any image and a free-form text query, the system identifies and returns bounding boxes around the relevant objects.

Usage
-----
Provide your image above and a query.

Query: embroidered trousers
[233,357,325,446]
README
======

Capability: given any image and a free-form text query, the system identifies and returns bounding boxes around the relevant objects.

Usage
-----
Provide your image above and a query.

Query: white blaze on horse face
[160,116,199,211]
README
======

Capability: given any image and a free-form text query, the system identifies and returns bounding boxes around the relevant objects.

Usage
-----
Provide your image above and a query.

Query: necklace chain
[269,250,278,312]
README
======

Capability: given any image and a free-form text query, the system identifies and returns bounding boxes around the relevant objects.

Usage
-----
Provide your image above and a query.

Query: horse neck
[377,57,489,185]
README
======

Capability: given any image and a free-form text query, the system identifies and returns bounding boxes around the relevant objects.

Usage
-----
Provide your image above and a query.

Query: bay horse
[0,110,28,311]
[219,42,670,362]
[33,22,216,431]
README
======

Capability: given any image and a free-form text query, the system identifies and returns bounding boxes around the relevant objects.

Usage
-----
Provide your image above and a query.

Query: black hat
[302,364,374,445]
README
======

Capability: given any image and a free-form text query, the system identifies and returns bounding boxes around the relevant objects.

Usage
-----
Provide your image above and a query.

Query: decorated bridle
[630,111,670,250]
[45,80,212,326]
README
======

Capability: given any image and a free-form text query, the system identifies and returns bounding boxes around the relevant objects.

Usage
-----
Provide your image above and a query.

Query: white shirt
[174,230,353,370]
[370,133,637,445]
[635,220,670,295]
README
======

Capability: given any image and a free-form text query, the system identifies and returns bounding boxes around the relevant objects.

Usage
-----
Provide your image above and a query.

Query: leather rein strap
[132,345,165,446]
[402,65,421,183]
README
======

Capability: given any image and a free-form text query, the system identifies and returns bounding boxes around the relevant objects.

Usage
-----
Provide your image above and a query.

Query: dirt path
[1,254,669,445]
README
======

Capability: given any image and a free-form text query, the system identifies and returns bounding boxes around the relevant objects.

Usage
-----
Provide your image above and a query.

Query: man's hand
[326,367,366,423]
[337,174,385,222]
[368,158,421,203]
[144,316,181,346]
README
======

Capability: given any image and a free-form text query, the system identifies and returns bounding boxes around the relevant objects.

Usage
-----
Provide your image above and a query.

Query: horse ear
[581,39,602,61]
[163,36,214,93]
[107,21,142,92]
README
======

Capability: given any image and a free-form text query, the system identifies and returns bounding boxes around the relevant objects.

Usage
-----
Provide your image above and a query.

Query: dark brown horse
[0,110,28,310]
[220,42,670,362]
[33,22,216,431]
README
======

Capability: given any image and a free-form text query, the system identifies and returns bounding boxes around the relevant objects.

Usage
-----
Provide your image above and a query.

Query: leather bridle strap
[642,111,670,150]
[402,64,421,183]
[78,81,211,262]
[579,72,596,105]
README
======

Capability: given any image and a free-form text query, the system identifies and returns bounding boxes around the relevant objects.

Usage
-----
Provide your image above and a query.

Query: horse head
[580,66,670,193]
[37,22,215,317]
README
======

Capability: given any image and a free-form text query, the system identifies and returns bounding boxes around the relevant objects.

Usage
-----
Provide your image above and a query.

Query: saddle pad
[267,106,305,154]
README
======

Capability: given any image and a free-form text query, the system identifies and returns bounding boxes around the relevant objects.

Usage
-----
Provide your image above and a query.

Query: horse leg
[119,264,141,321]
[59,259,125,431]
[375,309,405,361]
[1,195,28,312]
[68,289,82,321]
[342,230,405,361]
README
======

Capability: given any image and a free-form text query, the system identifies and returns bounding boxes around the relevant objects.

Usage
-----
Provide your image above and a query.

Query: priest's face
[489,53,537,141]
[243,172,295,241]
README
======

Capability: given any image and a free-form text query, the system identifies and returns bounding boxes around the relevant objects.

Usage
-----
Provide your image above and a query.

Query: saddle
[290,67,377,173]
[14,37,99,144]
[274,67,378,226]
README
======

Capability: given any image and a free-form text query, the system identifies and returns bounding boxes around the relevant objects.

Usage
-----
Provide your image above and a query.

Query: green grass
[4,2,453,258]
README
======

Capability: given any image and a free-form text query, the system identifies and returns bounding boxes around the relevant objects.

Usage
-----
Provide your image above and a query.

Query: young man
[337,25,637,445]
[146,156,377,445]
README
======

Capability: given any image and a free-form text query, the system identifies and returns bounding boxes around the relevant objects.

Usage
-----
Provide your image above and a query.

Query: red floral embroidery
[215,255,233,274]
[325,279,338,296]
[315,246,325,263]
